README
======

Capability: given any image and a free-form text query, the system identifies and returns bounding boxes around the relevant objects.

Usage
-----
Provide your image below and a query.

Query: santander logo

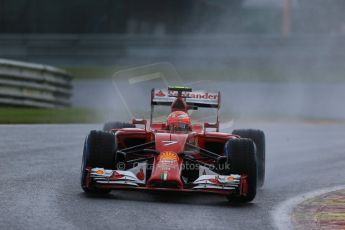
[154,89,218,102]
[168,90,218,100]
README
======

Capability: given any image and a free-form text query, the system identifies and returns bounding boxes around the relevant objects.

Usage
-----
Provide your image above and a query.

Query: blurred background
[0,0,344,123]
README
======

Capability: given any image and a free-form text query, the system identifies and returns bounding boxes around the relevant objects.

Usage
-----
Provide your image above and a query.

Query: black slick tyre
[225,138,257,203]
[232,129,265,187]
[81,130,116,194]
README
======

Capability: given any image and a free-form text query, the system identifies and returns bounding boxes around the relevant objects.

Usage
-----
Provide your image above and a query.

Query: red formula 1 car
[81,87,265,203]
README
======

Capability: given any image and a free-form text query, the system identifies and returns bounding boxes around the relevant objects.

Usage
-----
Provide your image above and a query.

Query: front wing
[85,164,248,196]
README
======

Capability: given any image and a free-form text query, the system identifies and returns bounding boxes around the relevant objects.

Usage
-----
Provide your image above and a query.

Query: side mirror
[204,122,219,132]
[132,119,147,130]
[132,118,147,125]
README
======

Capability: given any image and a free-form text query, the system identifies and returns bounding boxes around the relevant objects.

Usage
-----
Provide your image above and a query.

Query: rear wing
[151,88,221,109]
[150,87,221,131]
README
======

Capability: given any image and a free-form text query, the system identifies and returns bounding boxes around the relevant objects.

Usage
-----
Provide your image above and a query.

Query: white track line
[272,185,345,230]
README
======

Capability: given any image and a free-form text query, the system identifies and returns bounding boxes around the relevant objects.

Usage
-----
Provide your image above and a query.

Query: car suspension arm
[119,141,155,153]
[185,143,221,160]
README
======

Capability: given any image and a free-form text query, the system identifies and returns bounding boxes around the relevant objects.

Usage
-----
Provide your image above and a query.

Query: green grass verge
[65,65,345,83]
[65,65,286,81]
[1,107,343,125]
[0,107,101,124]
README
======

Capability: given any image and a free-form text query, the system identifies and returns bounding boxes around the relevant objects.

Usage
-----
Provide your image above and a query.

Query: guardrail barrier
[0,59,72,108]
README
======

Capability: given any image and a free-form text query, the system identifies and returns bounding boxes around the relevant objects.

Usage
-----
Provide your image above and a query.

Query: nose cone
[154,133,188,153]
[147,151,183,188]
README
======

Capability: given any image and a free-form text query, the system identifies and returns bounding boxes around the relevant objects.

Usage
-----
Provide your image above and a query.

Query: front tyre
[232,129,265,188]
[81,130,116,194]
[225,138,257,203]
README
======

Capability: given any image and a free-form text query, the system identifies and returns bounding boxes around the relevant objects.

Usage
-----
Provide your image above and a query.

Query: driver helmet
[167,111,191,131]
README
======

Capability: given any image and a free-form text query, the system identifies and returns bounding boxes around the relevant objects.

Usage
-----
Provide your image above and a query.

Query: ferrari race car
[81,87,265,203]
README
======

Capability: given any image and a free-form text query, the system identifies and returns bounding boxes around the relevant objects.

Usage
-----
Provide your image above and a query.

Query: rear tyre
[103,121,135,132]
[81,130,116,194]
[232,129,265,188]
[225,138,257,203]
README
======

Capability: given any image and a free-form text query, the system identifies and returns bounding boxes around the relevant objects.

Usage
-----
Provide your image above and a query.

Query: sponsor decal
[136,168,145,181]
[110,171,124,179]
[158,164,178,170]
[162,140,178,146]
[155,90,166,97]
[227,176,234,182]
[158,151,178,170]
[95,169,105,175]
[154,90,218,100]
[168,90,218,100]
[208,177,222,186]
[153,89,218,105]
[160,151,178,161]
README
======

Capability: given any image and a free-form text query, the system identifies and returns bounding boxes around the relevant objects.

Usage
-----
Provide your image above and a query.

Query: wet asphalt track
[1,121,345,230]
